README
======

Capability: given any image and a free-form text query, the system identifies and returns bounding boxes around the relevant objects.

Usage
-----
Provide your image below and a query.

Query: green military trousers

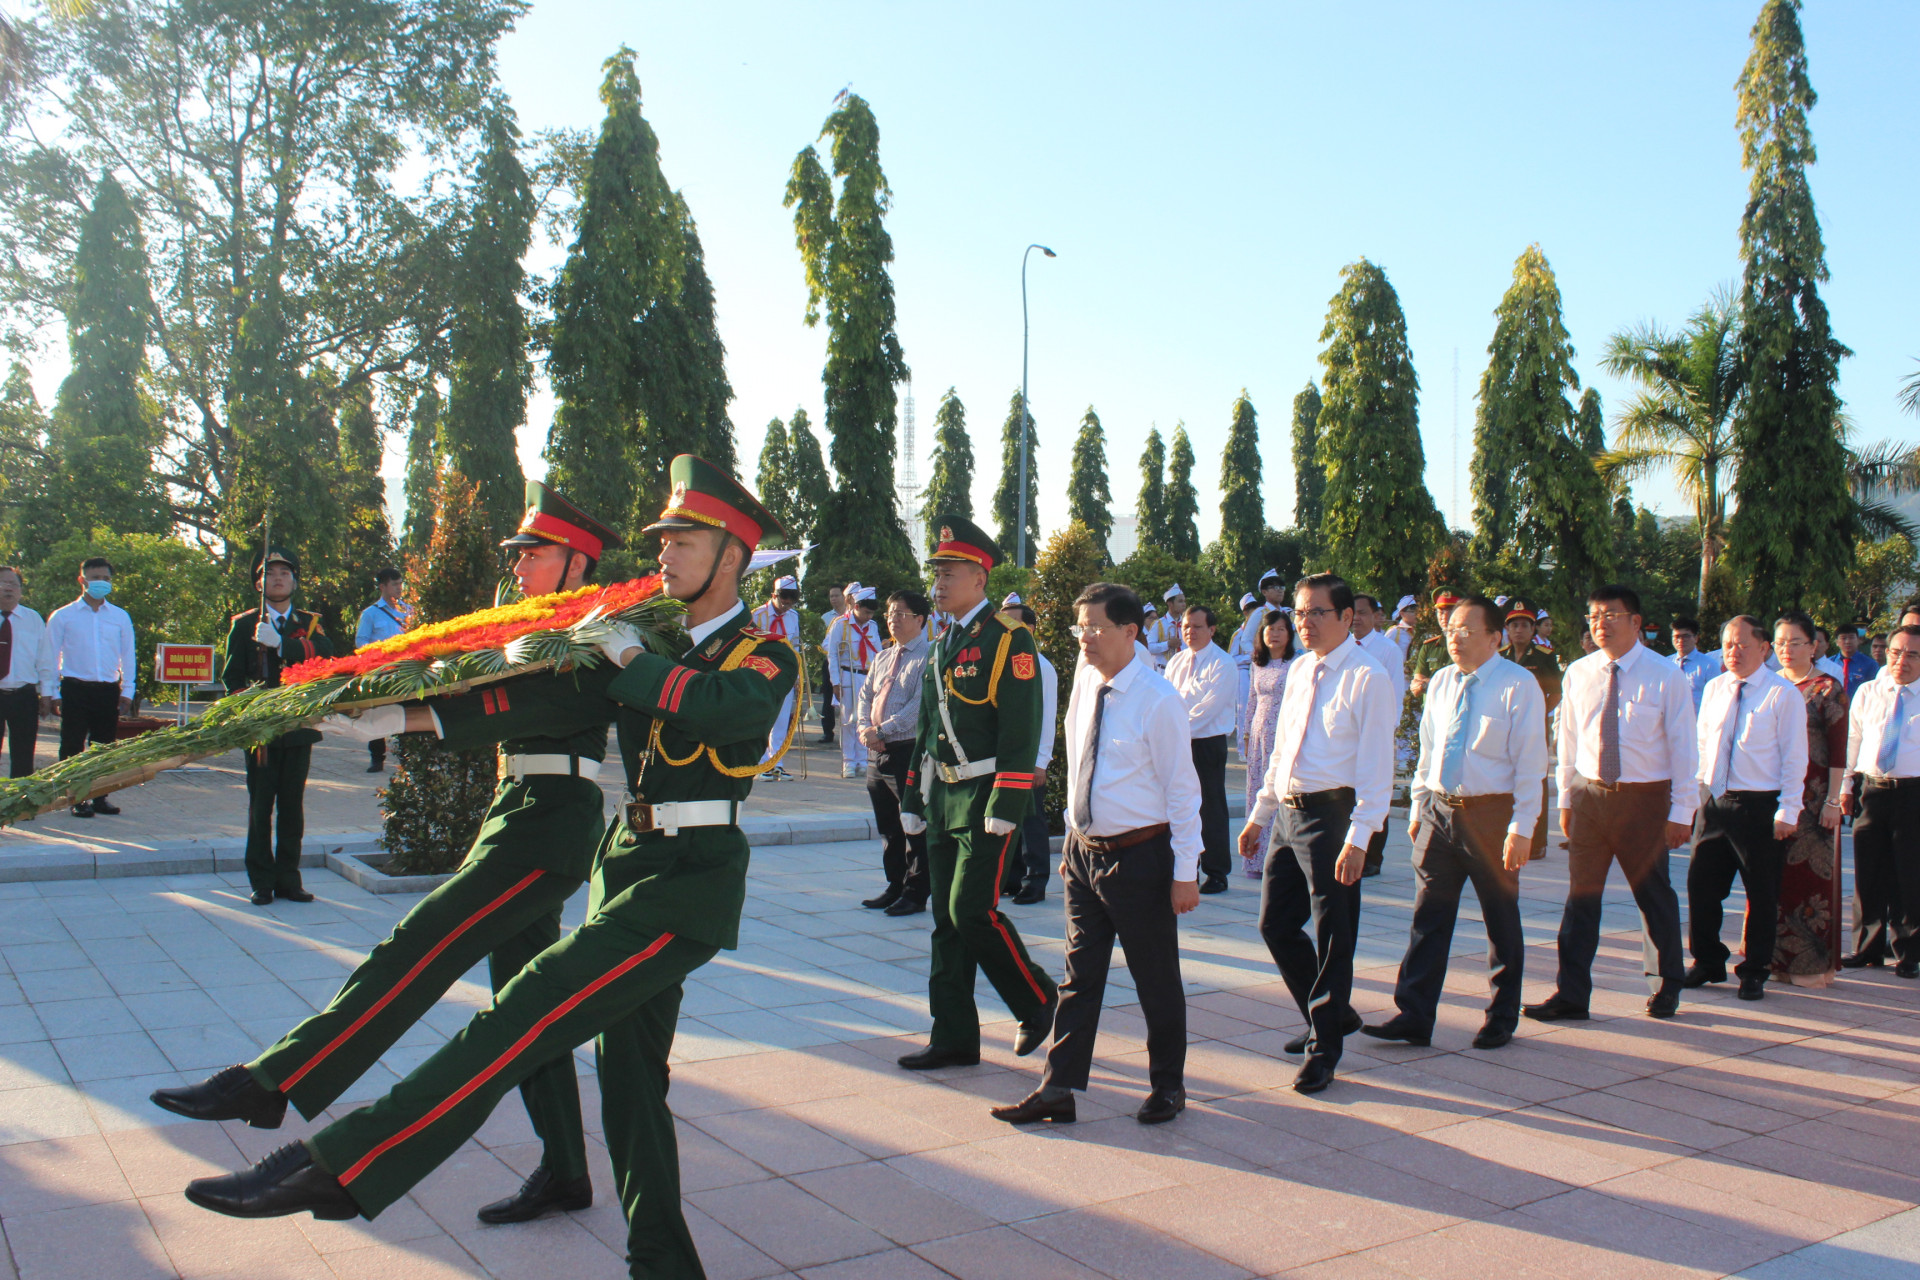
[928,821,1058,1053]
[307,884,721,1280]
[249,858,589,1185]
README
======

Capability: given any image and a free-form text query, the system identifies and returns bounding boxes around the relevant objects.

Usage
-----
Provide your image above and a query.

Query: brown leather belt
[1433,791,1511,809]
[1580,777,1668,794]
[1076,823,1170,854]
[1283,786,1355,809]
[1862,775,1920,791]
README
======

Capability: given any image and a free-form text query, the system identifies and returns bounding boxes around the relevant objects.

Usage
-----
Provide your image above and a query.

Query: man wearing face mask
[42,556,138,817]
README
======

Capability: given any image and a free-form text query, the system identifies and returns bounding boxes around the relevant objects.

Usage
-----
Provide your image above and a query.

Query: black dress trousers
[1687,787,1787,980]
[867,738,929,903]
[57,677,120,759]
[0,684,36,776]
[1259,794,1361,1066]
[244,743,313,895]
[1852,777,1920,966]
[1554,777,1685,1006]
[1191,734,1231,879]
[1393,796,1524,1034]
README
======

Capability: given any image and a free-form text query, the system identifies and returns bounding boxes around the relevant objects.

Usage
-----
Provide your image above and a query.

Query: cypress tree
[787,407,830,545]
[444,110,532,544]
[1166,424,1201,561]
[1315,258,1446,597]
[755,416,794,542]
[992,391,1041,564]
[1576,387,1607,456]
[1725,0,1852,615]
[784,93,913,590]
[920,388,975,549]
[0,364,48,559]
[634,203,736,499]
[1291,382,1325,533]
[1067,406,1114,563]
[1218,391,1264,589]
[1135,427,1168,552]
[338,382,395,594]
[401,383,441,554]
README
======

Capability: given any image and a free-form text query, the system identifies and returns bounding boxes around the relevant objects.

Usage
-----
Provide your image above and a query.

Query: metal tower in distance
[896,378,924,551]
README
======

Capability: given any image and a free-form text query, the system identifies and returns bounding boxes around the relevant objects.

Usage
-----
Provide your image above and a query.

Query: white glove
[253,619,281,648]
[899,813,927,835]
[984,817,1016,836]
[597,623,644,668]
[318,704,408,741]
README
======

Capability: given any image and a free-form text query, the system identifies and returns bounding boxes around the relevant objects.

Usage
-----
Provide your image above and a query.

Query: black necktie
[1071,684,1113,832]
[0,612,10,680]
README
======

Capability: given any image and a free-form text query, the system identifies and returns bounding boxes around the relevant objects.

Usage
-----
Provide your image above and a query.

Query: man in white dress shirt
[1685,615,1808,1002]
[1237,573,1395,1094]
[1365,595,1545,1051]
[751,575,806,777]
[1352,593,1408,877]
[991,583,1200,1127]
[1525,584,1698,1023]
[0,566,46,777]
[1143,584,1186,671]
[1166,605,1237,894]
[40,555,137,817]
[1840,623,1920,977]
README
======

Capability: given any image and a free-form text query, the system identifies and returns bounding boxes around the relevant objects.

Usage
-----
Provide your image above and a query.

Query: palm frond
[1848,439,1920,495]
[1854,496,1920,545]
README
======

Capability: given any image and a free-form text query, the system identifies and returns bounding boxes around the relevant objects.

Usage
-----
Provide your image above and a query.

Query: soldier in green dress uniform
[1500,598,1562,862]
[895,517,1059,1069]
[222,547,335,906]
[1407,586,1464,702]
[184,456,798,1280]
[156,483,622,1226]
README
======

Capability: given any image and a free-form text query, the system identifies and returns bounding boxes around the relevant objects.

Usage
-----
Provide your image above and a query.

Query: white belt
[622,799,738,836]
[499,753,601,782]
[933,756,997,785]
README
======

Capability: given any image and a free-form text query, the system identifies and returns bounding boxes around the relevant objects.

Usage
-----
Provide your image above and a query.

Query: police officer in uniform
[896,517,1059,1068]
[184,457,799,1280]
[157,482,622,1226]
[1501,598,1562,861]
[222,547,334,905]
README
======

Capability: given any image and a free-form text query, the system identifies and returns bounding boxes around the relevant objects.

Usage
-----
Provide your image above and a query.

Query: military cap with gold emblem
[252,545,301,577]
[642,454,781,550]
[1505,597,1539,624]
[926,515,1002,570]
[1432,584,1463,611]
[502,479,624,560]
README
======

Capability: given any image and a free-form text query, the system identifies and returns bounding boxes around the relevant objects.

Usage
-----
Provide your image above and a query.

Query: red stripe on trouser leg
[989,831,1049,1003]
[338,932,677,1187]
[277,871,549,1092]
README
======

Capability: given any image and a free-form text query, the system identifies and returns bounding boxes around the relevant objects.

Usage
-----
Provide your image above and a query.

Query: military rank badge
[1011,653,1036,680]
[740,655,780,679]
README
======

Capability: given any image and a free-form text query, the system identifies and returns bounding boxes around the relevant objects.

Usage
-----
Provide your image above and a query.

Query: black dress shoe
[1647,985,1681,1019]
[250,889,274,906]
[861,887,902,910]
[1199,875,1230,895]
[990,1090,1076,1125]
[184,1142,359,1220]
[1359,1020,1431,1047]
[1471,1023,1515,1050]
[1682,963,1727,988]
[90,797,121,815]
[1293,1056,1336,1094]
[883,897,925,917]
[1840,952,1883,969]
[476,1161,592,1224]
[1136,1087,1185,1125]
[1737,975,1767,1001]
[152,1064,289,1129]
[365,759,384,773]
[1011,882,1046,906]
[277,886,315,904]
[1015,999,1056,1057]
[70,801,94,818]
[1284,1008,1362,1054]
[1522,994,1590,1022]
[897,1045,980,1070]
[1898,962,1919,980]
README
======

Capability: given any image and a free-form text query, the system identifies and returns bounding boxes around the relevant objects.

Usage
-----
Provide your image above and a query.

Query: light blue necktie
[1439,670,1479,794]
[1710,679,1745,798]
[1876,685,1910,776]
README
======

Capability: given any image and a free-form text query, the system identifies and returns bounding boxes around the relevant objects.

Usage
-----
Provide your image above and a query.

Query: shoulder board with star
[738,625,772,641]
[995,610,1027,631]
[1423,634,1444,646]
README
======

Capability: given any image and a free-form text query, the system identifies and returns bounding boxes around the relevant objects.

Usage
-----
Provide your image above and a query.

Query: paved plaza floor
[1,811,1918,1279]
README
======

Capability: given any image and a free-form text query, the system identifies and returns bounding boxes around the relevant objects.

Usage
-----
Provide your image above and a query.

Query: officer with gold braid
[896,516,1059,1069]
[184,457,799,1280]
[154,482,620,1226]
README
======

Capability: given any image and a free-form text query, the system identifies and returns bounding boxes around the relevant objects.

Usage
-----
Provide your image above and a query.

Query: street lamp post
[1017,243,1056,569]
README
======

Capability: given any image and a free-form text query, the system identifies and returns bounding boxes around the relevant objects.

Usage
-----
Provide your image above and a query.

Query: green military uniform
[902,517,1058,1054]
[1500,598,1562,859]
[304,457,796,1280]
[247,484,625,1201]
[1409,589,1464,699]
[223,548,335,899]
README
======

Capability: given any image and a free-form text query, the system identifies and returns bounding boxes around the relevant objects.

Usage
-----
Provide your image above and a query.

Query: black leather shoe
[1284,1008,1362,1054]
[1015,998,1056,1057]
[1011,881,1046,906]
[1647,985,1681,1019]
[250,889,274,906]
[1199,875,1230,894]
[70,801,94,818]
[365,760,384,773]
[90,797,121,815]
[1840,953,1883,969]
[897,1045,980,1070]
[1472,1023,1515,1050]
[1293,1056,1336,1094]
[861,887,901,910]
[277,886,315,904]
[1682,963,1727,988]
[883,897,925,917]
[1522,995,1590,1022]
[1898,962,1919,980]
[1737,975,1767,1001]
[1136,1088,1185,1125]
[184,1142,359,1220]
[152,1064,288,1129]
[476,1161,592,1224]
[990,1090,1076,1124]
[1360,1020,1431,1047]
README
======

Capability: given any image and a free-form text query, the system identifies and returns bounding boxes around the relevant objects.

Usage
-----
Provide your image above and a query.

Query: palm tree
[1598,288,1744,610]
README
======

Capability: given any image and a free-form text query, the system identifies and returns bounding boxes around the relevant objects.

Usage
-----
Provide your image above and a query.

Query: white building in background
[1107,513,1139,564]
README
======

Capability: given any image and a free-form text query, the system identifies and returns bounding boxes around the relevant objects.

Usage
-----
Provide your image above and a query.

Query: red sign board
[155,644,217,685]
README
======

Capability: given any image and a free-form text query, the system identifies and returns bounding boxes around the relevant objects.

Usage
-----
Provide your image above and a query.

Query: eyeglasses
[1070,624,1118,639]
[1442,627,1488,639]
[1889,647,1920,661]
[1295,607,1340,621]
[1585,611,1634,626]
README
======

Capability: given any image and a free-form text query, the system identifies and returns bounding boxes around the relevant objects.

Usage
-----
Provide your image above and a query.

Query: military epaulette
[737,625,772,641]
[995,610,1027,631]
[1423,634,1444,646]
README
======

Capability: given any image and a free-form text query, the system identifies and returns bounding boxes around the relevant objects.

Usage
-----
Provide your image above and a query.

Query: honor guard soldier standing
[223,547,334,905]
[1501,599,1562,860]
[1408,586,1463,700]
[896,517,1059,1069]
[184,456,799,1280]
[159,482,623,1225]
